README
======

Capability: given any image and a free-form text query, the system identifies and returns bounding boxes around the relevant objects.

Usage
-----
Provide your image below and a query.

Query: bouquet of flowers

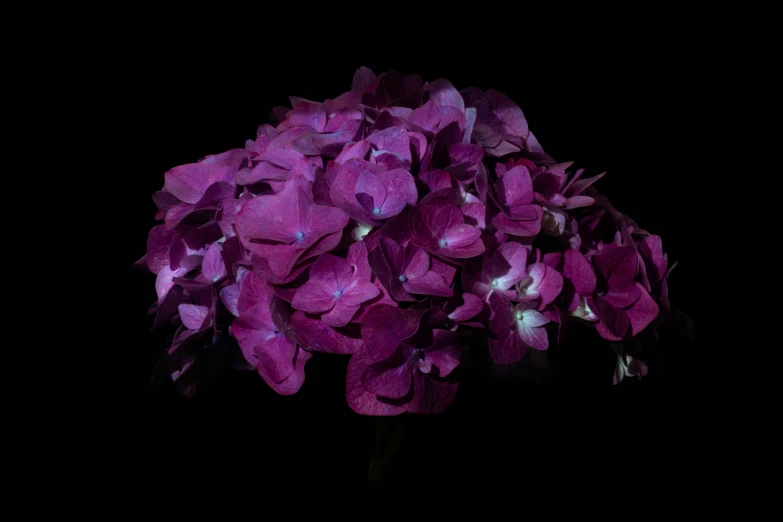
[137,66,680,415]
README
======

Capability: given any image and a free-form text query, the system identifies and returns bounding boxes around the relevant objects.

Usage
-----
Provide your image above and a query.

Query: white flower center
[515,310,524,320]
[491,279,499,287]
[333,290,343,299]
[439,239,448,248]
[295,231,304,241]
[352,223,373,241]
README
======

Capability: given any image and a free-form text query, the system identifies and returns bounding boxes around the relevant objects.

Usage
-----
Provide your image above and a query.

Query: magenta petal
[291,279,337,313]
[367,127,411,164]
[531,263,564,307]
[446,293,483,322]
[492,210,542,237]
[264,348,311,395]
[626,284,659,336]
[362,360,413,399]
[355,170,387,210]
[178,304,209,330]
[517,322,549,350]
[489,292,515,333]
[403,271,453,297]
[411,100,441,132]
[592,296,631,340]
[424,344,460,377]
[322,302,360,327]
[603,284,642,309]
[220,283,241,317]
[361,305,426,363]
[404,247,430,278]
[639,235,667,283]
[256,334,297,383]
[146,226,178,275]
[310,254,354,291]
[563,249,596,296]
[405,371,459,415]
[346,353,405,416]
[342,280,380,306]
[506,204,542,221]
[489,330,527,365]
[290,311,363,354]
[593,246,638,284]
[335,140,371,165]
[443,223,482,248]
[427,78,465,111]
[235,193,295,244]
[201,243,226,283]
[499,166,534,207]
[289,100,327,132]
[377,168,418,215]
[346,241,372,280]
[563,195,595,209]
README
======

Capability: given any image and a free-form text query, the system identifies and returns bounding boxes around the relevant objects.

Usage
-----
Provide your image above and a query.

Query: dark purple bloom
[468,241,530,302]
[410,203,485,259]
[587,247,659,341]
[235,184,348,279]
[290,253,379,327]
[230,272,312,395]
[330,158,418,225]
[347,305,460,416]
[368,237,453,301]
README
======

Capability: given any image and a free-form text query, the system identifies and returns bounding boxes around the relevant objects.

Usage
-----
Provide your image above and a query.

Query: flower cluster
[139,67,676,414]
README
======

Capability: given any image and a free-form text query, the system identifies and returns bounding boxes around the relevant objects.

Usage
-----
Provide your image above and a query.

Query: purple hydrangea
[139,66,682,413]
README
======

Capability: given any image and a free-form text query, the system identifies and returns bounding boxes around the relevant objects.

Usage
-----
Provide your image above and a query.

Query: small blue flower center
[372,207,381,215]
[515,310,524,320]
[491,279,499,287]
[398,274,407,282]
[333,290,343,299]
[439,239,448,248]
[295,231,304,241]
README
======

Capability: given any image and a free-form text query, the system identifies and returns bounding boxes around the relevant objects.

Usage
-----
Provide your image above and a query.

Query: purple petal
[367,127,411,164]
[335,140,371,165]
[201,243,226,283]
[443,223,482,249]
[146,225,178,274]
[488,292,515,333]
[289,100,327,132]
[592,246,638,285]
[290,311,363,354]
[446,293,483,322]
[603,284,642,309]
[235,193,296,245]
[403,271,453,297]
[563,195,595,209]
[346,352,406,416]
[264,347,311,396]
[346,241,372,280]
[362,359,413,399]
[626,284,659,336]
[342,280,381,306]
[178,304,209,330]
[424,339,460,377]
[220,283,241,317]
[427,78,465,111]
[491,208,542,237]
[355,170,387,211]
[404,371,459,415]
[321,301,360,327]
[361,305,427,363]
[489,330,527,365]
[376,168,418,218]
[404,246,430,278]
[563,249,596,296]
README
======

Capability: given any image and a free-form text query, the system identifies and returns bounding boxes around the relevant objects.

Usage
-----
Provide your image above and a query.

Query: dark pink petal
[306,203,349,240]
[488,292,515,333]
[355,170,387,211]
[443,223,482,249]
[146,225,178,274]
[156,265,187,302]
[404,371,459,415]
[418,169,452,193]
[563,249,596,296]
[291,279,337,313]
[403,271,453,297]
[263,347,311,396]
[252,252,313,285]
[446,293,483,322]
[258,127,312,169]
[567,172,606,196]
[489,330,527,365]
[592,246,638,285]
[461,202,486,229]
[437,106,466,132]
[431,257,458,286]
[220,283,241,317]
[603,284,641,309]
[485,140,521,157]
[235,193,296,245]
[164,149,245,204]
[367,127,411,164]
[201,243,226,283]
[492,209,542,237]
[238,161,289,185]
[498,166,534,207]
[290,311,363,354]
[361,305,427,363]
[409,132,428,162]
[321,302,360,327]
[256,333,297,383]
[626,284,659,336]
[342,280,380,306]
[411,100,441,133]
[362,360,413,399]
[563,195,595,209]
[638,235,667,284]
[491,242,528,287]
[335,140,371,164]
[517,324,548,351]
[289,100,327,132]
[237,272,274,318]
[346,352,405,416]
[352,66,376,91]
[404,247,429,278]
[424,343,460,378]
[377,168,418,217]
[592,296,631,340]
[232,316,269,365]
[310,254,354,292]
[178,304,209,330]
[427,78,465,111]
[346,241,372,280]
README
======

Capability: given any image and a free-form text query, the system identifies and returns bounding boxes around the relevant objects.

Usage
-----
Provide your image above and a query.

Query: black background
[114,19,715,515]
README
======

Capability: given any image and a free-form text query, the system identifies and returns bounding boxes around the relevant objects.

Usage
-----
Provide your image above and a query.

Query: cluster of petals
[140,67,675,411]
